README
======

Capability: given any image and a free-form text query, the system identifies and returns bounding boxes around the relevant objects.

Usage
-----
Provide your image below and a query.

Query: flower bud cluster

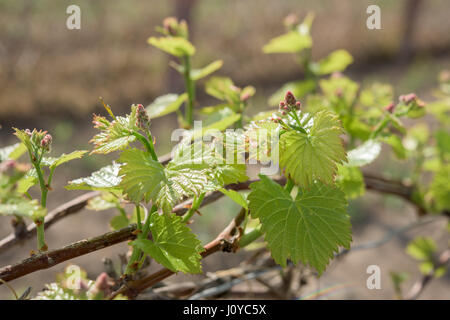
[278,91,301,116]
[135,104,151,132]
[384,102,395,113]
[399,93,418,105]
[162,17,188,38]
[40,134,52,152]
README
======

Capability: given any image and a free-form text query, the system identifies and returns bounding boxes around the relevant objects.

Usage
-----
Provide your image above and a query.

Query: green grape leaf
[118,141,247,212]
[109,215,130,231]
[132,212,204,273]
[311,50,353,75]
[336,165,365,199]
[262,31,312,54]
[205,76,240,103]
[90,106,140,154]
[359,83,394,110]
[319,76,359,107]
[280,110,347,187]
[86,193,119,211]
[0,143,27,162]
[219,188,248,209]
[66,163,122,191]
[346,140,381,167]
[146,93,187,119]
[381,135,407,159]
[435,129,450,159]
[248,175,351,274]
[406,237,436,261]
[191,60,223,81]
[427,100,450,125]
[148,36,195,57]
[43,150,88,169]
[118,149,166,204]
[0,198,46,220]
[190,112,241,140]
[199,104,230,115]
[16,169,38,194]
[167,142,247,206]
[430,164,450,211]
[268,79,316,107]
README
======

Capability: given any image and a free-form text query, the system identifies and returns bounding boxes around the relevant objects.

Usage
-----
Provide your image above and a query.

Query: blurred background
[0,0,449,299]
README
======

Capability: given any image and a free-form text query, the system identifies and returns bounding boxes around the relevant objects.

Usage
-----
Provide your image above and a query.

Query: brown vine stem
[0,173,439,287]
[108,208,247,299]
[0,191,100,255]
[0,181,255,285]
[0,224,137,283]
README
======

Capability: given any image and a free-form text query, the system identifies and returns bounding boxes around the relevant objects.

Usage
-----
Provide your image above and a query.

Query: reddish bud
[241,92,251,102]
[135,104,151,131]
[40,134,52,152]
[399,93,417,104]
[284,91,297,106]
[384,102,395,113]
[331,72,343,79]
[295,101,302,110]
[283,14,299,29]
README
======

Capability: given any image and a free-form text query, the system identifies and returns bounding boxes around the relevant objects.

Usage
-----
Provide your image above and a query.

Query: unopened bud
[284,14,299,29]
[135,104,151,131]
[163,17,178,36]
[331,72,343,79]
[399,93,417,104]
[295,101,302,110]
[284,91,297,106]
[241,92,251,102]
[384,102,395,113]
[40,134,52,152]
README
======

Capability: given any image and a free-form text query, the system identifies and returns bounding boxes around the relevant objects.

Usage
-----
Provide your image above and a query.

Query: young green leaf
[406,237,436,261]
[118,148,166,204]
[90,106,140,154]
[280,110,347,187]
[205,77,240,103]
[346,140,381,167]
[219,188,248,209]
[131,212,204,273]
[191,60,223,81]
[336,165,365,199]
[262,31,312,54]
[430,164,450,211]
[43,150,88,170]
[148,36,195,57]
[248,175,351,274]
[16,169,38,194]
[311,49,353,75]
[0,198,46,220]
[66,163,122,191]
[0,143,27,162]
[146,93,187,119]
